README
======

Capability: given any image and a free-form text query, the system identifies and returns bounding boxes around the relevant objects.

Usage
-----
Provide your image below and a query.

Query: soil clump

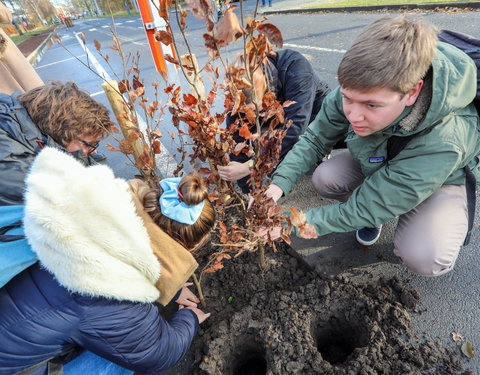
[189,240,468,375]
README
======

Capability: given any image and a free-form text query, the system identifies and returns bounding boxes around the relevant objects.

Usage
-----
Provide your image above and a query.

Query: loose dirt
[189,241,470,375]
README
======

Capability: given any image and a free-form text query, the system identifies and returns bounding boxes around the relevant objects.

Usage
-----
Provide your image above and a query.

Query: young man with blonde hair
[264,16,480,276]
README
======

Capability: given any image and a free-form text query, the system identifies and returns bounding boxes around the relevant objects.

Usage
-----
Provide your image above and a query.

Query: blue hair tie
[159,177,205,225]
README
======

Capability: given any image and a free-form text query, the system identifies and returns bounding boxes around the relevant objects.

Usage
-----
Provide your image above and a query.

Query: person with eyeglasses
[0,81,114,206]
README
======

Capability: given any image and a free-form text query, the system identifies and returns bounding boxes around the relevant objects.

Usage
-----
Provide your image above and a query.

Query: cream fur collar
[23,148,161,303]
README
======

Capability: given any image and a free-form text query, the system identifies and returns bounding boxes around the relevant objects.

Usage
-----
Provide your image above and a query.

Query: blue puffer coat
[0,264,198,375]
[0,148,199,374]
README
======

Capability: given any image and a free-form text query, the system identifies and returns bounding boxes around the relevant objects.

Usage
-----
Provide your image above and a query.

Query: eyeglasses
[78,138,100,155]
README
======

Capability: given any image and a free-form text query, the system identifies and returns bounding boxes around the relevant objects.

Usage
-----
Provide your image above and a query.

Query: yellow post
[102,80,144,158]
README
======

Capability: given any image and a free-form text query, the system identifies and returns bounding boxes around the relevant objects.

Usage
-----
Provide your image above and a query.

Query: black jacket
[227,49,330,192]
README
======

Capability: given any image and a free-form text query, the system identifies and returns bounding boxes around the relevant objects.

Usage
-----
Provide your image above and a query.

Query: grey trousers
[312,150,468,276]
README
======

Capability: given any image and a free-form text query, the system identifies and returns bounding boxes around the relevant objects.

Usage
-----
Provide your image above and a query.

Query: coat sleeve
[73,296,199,374]
[279,55,322,159]
[271,87,350,195]
[302,137,466,237]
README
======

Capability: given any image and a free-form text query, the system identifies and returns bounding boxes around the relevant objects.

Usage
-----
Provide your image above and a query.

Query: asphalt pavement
[30,3,480,373]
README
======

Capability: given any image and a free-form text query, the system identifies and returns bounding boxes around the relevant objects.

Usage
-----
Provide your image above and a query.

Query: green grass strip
[10,25,51,45]
[304,0,477,7]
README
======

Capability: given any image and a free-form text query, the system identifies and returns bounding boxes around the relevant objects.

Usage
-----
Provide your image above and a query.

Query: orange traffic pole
[137,0,174,76]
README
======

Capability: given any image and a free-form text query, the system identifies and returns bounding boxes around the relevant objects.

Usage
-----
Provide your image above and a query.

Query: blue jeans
[262,0,272,5]
[64,351,133,375]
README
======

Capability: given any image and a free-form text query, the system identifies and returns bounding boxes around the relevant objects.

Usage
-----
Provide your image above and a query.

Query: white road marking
[90,90,105,97]
[88,28,97,31]
[35,55,86,69]
[283,42,346,54]
[73,32,177,177]
[117,34,148,47]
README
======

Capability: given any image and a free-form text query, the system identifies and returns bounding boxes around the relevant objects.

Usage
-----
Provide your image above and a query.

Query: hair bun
[178,172,208,206]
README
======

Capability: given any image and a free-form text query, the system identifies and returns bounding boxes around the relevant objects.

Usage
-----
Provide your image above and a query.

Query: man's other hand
[218,161,250,181]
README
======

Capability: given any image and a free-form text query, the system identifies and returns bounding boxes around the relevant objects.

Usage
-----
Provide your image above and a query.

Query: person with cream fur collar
[0,147,210,374]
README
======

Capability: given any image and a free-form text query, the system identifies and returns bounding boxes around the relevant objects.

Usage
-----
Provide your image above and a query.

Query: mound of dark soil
[189,242,469,375]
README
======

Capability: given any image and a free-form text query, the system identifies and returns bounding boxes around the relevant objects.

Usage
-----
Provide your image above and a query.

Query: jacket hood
[23,147,161,303]
[395,42,477,135]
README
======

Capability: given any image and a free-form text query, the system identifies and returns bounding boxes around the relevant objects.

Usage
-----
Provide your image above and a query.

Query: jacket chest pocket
[346,135,387,177]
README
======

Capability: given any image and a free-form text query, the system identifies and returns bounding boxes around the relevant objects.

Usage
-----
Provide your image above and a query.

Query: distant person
[0,82,113,205]
[261,16,480,276]
[0,3,43,95]
[218,49,330,193]
[261,0,272,7]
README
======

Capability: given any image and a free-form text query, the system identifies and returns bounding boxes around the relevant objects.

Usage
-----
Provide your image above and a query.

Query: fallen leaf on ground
[461,341,474,358]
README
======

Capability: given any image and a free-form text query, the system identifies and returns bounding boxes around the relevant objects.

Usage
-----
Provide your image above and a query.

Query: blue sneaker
[356,225,383,246]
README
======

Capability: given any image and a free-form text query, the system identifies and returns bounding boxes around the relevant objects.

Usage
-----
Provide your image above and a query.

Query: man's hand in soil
[180,305,211,324]
[176,283,200,308]
[218,161,251,181]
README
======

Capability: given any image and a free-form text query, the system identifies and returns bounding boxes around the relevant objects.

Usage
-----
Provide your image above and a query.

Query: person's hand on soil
[218,161,250,181]
[180,305,211,324]
[175,283,199,308]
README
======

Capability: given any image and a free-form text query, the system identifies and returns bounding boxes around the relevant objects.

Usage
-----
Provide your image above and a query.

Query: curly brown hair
[17,81,114,147]
[143,172,216,251]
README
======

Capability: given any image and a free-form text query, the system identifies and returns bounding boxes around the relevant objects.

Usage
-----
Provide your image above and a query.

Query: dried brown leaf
[93,38,101,53]
[164,54,179,65]
[185,0,211,20]
[159,0,170,20]
[152,140,162,154]
[154,30,172,45]
[257,23,283,48]
[119,139,135,154]
[215,6,243,47]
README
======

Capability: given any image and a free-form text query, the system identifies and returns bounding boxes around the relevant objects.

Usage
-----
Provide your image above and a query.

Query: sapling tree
[56,0,316,306]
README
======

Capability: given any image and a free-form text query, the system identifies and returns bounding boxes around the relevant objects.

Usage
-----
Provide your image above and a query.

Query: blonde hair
[143,172,215,251]
[338,16,438,94]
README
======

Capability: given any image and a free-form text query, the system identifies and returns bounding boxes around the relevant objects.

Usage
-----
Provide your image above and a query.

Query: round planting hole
[314,315,369,365]
[233,347,267,375]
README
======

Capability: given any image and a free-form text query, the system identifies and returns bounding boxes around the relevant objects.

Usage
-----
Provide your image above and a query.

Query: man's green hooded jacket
[271,42,480,237]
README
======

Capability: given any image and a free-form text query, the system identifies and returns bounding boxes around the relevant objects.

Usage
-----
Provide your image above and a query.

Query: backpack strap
[386,134,417,161]
[463,165,476,246]
[0,220,25,242]
[387,135,476,246]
